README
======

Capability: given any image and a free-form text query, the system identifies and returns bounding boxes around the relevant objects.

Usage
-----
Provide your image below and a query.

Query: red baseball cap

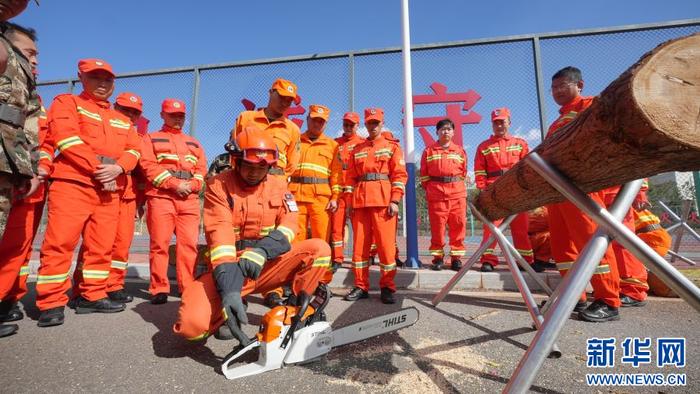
[491,107,511,121]
[271,78,298,99]
[162,98,186,114]
[364,107,384,122]
[309,104,330,121]
[78,58,115,77]
[115,92,143,112]
[343,112,359,124]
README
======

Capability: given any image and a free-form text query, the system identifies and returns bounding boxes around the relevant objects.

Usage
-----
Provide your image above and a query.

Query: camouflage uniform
[206,152,231,178]
[0,34,38,237]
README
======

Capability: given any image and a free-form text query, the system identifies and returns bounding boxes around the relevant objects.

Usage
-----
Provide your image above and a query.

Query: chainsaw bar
[332,307,419,348]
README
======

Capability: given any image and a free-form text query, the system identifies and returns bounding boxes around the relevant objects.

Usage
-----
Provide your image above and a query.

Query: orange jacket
[344,135,408,208]
[203,171,298,268]
[546,95,594,138]
[336,133,365,193]
[474,134,528,190]
[634,209,662,233]
[231,108,301,177]
[419,141,467,201]
[289,132,342,202]
[44,92,141,189]
[139,125,207,200]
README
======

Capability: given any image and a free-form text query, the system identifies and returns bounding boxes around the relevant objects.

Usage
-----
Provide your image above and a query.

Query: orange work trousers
[173,239,331,341]
[480,212,534,265]
[146,197,200,295]
[0,198,44,302]
[72,197,137,297]
[529,231,552,263]
[351,206,397,292]
[427,198,467,259]
[37,180,120,310]
[547,193,621,307]
[296,197,331,242]
[330,197,348,263]
[611,206,648,302]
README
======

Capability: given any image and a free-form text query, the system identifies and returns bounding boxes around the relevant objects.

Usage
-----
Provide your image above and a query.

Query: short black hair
[436,118,454,130]
[552,66,581,83]
[1,21,37,42]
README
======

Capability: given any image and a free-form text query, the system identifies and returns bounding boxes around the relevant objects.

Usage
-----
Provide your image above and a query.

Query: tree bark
[475,32,700,221]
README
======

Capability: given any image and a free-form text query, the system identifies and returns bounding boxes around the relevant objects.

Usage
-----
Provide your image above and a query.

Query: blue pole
[404,163,421,268]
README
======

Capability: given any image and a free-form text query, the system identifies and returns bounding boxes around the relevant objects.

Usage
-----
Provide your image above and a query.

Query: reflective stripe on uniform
[82,270,110,279]
[153,170,172,187]
[240,250,266,267]
[592,265,611,275]
[210,245,237,262]
[331,241,343,247]
[277,225,295,243]
[36,272,70,285]
[77,106,102,121]
[298,163,331,176]
[312,256,331,268]
[426,154,442,162]
[57,136,84,152]
[392,181,405,191]
[450,249,466,256]
[184,154,198,165]
[556,261,573,271]
[380,263,397,271]
[481,147,500,155]
[354,151,368,159]
[193,174,204,182]
[445,153,464,162]
[353,261,368,269]
[374,148,393,159]
[19,266,30,276]
[126,149,141,160]
[156,153,179,162]
[621,277,649,288]
[109,118,131,129]
[111,260,128,270]
[260,225,275,237]
[516,249,534,256]
[429,249,444,256]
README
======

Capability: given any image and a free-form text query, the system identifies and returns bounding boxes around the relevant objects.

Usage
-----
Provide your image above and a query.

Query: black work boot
[0,301,23,322]
[0,323,18,338]
[37,307,65,327]
[430,258,444,271]
[108,289,134,303]
[264,292,285,308]
[150,293,168,305]
[620,294,647,307]
[344,287,369,301]
[574,300,588,313]
[480,262,495,272]
[578,300,620,323]
[450,258,462,271]
[380,288,396,304]
[75,297,125,314]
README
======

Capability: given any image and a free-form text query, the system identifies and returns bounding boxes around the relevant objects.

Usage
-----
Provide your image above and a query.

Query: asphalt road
[2,281,699,393]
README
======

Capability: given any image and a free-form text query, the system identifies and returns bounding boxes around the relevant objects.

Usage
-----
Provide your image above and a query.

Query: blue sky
[16,1,700,167]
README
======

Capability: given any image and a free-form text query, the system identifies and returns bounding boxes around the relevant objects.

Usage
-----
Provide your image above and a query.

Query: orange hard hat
[78,58,115,77]
[115,92,143,112]
[162,98,186,114]
[491,107,510,121]
[229,126,278,165]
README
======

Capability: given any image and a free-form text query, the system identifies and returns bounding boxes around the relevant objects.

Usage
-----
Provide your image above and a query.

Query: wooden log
[475,32,700,221]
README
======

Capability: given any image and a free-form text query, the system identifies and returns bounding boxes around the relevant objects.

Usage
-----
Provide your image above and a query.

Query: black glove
[238,248,266,279]
[213,263,250,346]
[255,229,291,260]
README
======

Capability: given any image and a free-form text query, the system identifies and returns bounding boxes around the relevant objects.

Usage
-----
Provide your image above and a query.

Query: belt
[96,155,117,165]
[429,176,462,183]
[236,239,259,250]
[169,170,193,180]
[268,167,285,176]
[0,102,26,127]
[637,223,662,234]
[486,170,506,178]
[290,176,329,184]
[359,173,389,181]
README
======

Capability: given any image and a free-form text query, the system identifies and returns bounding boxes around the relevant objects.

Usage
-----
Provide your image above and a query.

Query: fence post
[189,67,201,137]
[532,36,548,141]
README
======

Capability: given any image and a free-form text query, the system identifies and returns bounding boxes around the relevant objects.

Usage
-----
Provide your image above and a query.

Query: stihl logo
[382,314,407,328]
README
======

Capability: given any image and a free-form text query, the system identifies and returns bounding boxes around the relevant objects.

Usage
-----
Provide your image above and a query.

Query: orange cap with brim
[115,92,143,112]
[491,107,510,121]
[162,98,186,114]
[309,104,330,121]
[78,58,115,77]
[364,107,384,122]
[343,112,359,124]
[271,78,298,99]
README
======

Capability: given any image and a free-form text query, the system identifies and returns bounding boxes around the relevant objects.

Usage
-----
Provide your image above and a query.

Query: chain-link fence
[36,20,700,260]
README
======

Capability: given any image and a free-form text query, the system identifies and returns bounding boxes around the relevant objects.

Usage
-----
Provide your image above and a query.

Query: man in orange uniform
[527,207,554,269]
[106,92,145,302]
[231,78,301,307]
[173,127,331,344]
[290,104,342,241]
[420,118,467,271]
[36,59,142,327]
[343,108,407,304]
[140,99,207,304]
[330,112,364,271]
[546,66,621,322]
[474,108,534,272]
[231,78,301,179]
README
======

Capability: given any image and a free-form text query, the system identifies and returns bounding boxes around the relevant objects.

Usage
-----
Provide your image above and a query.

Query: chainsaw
[221,285,419,380]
